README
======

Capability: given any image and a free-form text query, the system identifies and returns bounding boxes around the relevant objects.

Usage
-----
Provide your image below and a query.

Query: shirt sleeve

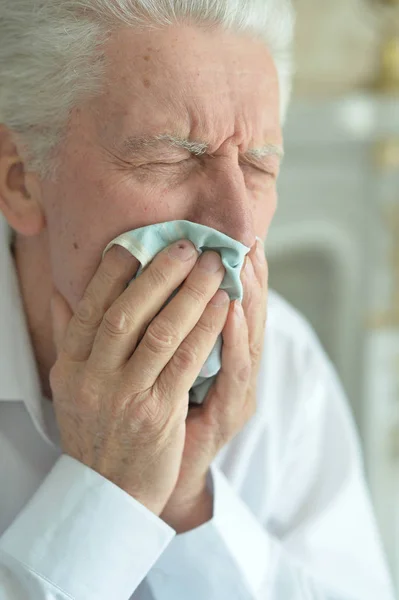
[0,454,175,600]
[144,360,395,599]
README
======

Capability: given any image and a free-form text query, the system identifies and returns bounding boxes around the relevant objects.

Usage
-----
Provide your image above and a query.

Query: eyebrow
[119,133,284,162]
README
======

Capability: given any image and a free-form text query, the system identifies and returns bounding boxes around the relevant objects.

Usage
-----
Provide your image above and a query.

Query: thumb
[50,288,73,356]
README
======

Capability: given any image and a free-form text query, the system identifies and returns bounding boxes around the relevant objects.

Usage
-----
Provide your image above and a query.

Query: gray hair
[0,0,295,179]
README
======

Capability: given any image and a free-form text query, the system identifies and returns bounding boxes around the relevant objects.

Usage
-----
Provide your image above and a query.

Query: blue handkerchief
[103,221,251,404]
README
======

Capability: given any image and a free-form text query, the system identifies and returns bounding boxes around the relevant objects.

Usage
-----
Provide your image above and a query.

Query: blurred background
[267,0,399,590]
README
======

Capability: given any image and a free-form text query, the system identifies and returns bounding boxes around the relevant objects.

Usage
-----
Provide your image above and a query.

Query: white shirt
[0,214,394,600]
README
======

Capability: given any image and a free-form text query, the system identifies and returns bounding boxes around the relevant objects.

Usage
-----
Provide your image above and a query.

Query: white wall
[268,95,399,591]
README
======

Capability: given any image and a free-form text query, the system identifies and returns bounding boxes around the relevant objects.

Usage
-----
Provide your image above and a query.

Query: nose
[189,162,256,248]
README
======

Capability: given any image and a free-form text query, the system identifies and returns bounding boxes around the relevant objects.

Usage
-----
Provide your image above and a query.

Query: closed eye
[153,158,192,165]
[137,157,195,172]
[240,160,277,179]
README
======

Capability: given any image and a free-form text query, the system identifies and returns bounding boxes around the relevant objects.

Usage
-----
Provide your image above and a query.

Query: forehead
[94,23,282,150]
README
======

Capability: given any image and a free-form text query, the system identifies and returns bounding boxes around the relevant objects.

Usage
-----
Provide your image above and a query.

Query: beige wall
[293,0,382,96]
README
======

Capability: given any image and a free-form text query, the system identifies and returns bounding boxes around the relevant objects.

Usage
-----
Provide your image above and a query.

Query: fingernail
[168,240,197,261]
[210,289,229,306]
[199,251,222,273]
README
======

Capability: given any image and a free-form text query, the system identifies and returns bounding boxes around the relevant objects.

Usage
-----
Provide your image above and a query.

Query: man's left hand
[160,239,268,533]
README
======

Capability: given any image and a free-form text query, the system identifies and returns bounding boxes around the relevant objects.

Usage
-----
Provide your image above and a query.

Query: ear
[0,125,45,236]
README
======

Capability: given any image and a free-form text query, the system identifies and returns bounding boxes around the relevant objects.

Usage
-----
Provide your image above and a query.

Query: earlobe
[0,127,45,237]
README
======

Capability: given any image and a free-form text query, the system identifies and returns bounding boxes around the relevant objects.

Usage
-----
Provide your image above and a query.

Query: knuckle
[144,317,180,352]
[103,305,130,337]
[72,371,103,416]
[250,341,263,361]
[148,262,170,288]
[237,362,252,383]
[134,395,166,429]
[75,295,98,326]
[196,314,220,337]
[183,282,206,304]
[78,373,99,402]
[173,340,198,373]
[107,391,130,423]
[74,296,102,329]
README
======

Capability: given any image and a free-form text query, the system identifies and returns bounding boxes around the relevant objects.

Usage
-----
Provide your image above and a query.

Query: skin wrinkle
[109,135,283,186]
[6,23,281,400]
[118,133,284,162]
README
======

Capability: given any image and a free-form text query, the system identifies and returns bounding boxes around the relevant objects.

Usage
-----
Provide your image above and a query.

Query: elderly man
[0,1,394,599]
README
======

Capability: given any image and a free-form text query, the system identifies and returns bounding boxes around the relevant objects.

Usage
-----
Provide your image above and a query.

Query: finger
[204,300,251,436]
[154,289,231,402]
[252,238,268,285]
[241,254,260,325]
[51,288,74,356]
[61,245,140,362]
[88,240,200,373]
[241,243,268,360]
[240,240,266,293]
[125,251,226,388]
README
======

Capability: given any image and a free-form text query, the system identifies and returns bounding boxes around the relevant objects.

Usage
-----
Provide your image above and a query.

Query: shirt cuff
[0,454,175,600]
[146,463,278,599]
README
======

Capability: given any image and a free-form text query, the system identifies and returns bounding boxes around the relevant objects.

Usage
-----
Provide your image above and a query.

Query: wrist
[161,485,213,534]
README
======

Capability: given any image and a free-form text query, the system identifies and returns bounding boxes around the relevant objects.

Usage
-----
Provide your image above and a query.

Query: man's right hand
[49,240,230,516]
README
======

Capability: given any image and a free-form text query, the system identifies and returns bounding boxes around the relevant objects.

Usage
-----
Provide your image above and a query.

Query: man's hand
[50,240,231,516]
[160,239,268,532]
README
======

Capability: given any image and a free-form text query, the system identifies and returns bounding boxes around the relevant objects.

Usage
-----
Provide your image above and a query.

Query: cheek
[42,173,115,310]
[42,165,123,306]
[43,165,190,309]
[252,187,277,238]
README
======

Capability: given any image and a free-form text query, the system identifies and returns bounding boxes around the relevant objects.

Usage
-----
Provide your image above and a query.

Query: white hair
[0,0,295,179]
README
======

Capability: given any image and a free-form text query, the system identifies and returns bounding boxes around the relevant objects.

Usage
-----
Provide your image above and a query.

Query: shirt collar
[0,214,59,448]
